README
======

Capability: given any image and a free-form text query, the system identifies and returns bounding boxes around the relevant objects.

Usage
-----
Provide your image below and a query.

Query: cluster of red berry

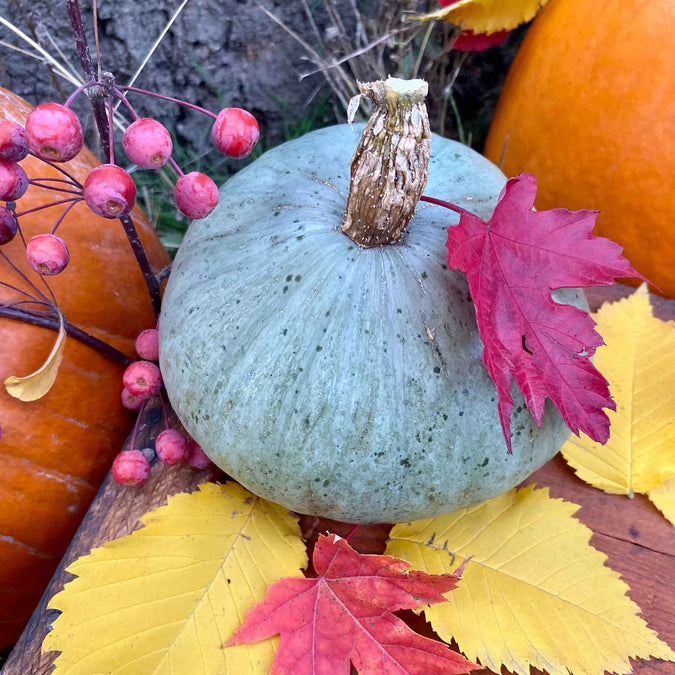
[114,325,212,487]
[1,84,258,488]
[0,88,259,276]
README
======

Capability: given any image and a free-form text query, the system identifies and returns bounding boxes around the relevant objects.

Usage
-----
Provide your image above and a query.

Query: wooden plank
[4,286,675,673]
[2,404,223,675]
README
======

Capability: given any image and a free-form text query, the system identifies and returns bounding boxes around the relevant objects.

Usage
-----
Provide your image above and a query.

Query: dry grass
[260,0,466,134]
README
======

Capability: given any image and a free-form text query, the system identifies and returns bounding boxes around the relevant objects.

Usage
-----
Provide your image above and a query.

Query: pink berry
[112,449,151,486]
[26,234,70,275]
[83,164,137,218]
[174,172,219,219]
[135,328,159,361]
[0,206,17,245]
[0,160,28,201]
[121,387,144,410]
[0,120,29,162]
[122,118,173,169]
[155,429,188,466]
[186,440,213,470]
[24,102,83,162]
[122,360,163,398]
[211,108,259,159]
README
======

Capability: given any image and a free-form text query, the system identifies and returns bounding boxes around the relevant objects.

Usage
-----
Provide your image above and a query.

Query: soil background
[0,0,524,159]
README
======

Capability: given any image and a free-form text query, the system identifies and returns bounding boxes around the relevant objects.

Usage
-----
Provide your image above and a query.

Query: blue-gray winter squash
[160,79,581,523]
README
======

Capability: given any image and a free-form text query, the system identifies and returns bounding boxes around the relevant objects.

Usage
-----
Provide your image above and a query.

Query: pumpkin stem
[342,77,431,247]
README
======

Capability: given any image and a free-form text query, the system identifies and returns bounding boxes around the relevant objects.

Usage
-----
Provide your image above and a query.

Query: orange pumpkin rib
[484,0,675,297]
[0,87,170,648]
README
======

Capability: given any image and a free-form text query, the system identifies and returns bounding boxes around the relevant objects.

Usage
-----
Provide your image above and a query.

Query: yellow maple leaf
[560,285,675,524]
[386,486,675,675]
[412,0,551,35]
[42,482,307,674]
[4,311,66,401]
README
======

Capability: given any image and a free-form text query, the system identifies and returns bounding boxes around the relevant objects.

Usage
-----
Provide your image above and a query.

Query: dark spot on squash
[294,275,302,282]
[629,526,640,538]
[421,271,428,279]
[283,286,289,293]
[400,458,411,468]
[433,366,441,374]
[316,345,323,351]
[480,457,489,467]
[286,275,293,282]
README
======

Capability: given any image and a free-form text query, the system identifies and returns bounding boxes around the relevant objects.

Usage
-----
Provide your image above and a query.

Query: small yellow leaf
[386,486,675,675]
[561,285,675,517]
[4,312,66,401]
[413,0,551,35]
[42,482,307,674]
[649,477,675,526]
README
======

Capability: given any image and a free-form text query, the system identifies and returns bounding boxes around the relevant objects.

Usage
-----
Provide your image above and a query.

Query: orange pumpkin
[484,0,675,296]
[0,88,170,647]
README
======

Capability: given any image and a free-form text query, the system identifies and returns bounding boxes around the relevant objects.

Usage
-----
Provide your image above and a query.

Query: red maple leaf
[444,173,644,451]
[225,533,478,675]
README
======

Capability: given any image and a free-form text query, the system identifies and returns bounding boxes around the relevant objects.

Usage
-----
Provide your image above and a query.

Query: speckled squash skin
[160,125,582,523]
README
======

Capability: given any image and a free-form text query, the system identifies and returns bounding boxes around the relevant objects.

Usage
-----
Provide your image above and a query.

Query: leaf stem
[129,399,148,450]
[0,305,133,366]
[0,249,50,303]
[15,197,82,218]
[419,194,472,218]
[28,154,83,188]
[51,199,81,234]
[119,85,218,119]
[344,524,360,541]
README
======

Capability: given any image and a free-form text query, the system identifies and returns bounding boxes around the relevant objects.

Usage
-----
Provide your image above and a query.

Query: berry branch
[1,0,260,489]
[0,304,132,366]
[64,0,162,316]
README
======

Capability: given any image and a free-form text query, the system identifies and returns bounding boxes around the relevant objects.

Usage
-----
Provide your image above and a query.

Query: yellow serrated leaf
[386,486,675,675]
[560,285,675,518]
[649,477,675,526]
[413,0,551,35]
[42,482,307,674]
[4,312,66,401]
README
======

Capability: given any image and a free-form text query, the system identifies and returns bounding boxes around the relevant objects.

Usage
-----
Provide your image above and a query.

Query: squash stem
[342,77,431,247]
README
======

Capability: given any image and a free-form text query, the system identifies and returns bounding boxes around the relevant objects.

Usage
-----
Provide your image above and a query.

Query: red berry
[0,120,29,162]
[122,118,173,169]
[0,206,17,245]
[83,164,137,218]
[155,429,188,465]
[135,328,159,361]
[24,102,83,162]
[211,108,259,159]
[122,360,163,398]
[0,160,28,201]
[26,234,70,275]
[186,440,213,470]
[174,172,219,219]
[112,449,151,486]
[121,387,144,410]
